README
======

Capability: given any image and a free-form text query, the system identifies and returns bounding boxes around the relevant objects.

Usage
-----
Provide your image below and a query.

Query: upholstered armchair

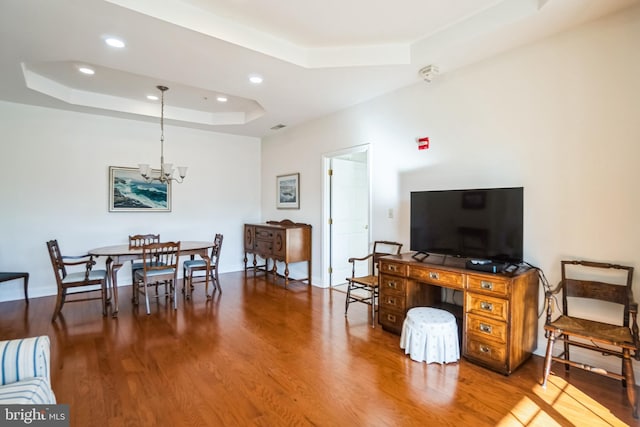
[0,335,56,404]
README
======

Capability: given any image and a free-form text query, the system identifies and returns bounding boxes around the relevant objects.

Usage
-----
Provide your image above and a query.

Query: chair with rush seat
[345,240,403,327]
[541,260,639,419]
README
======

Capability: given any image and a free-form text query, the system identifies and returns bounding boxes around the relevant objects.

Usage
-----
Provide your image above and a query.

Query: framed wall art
[109,166,171,212]
[276,173,300,209]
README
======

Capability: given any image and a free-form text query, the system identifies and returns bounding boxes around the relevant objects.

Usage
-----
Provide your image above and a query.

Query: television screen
[410,187,523,263]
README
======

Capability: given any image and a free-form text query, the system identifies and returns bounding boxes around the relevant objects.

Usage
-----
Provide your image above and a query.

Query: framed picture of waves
[109,166,171,212]
[276,172,299,209]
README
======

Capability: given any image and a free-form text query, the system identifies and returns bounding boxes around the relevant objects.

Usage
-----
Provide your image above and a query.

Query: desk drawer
[466,313,507,344]
[379,291,405,312]
[465,336,507,368]
[467,275,509,297]
[379,261,406,276]
[466,293,508,322]
[379,274,406,293]
[408,266,464,290]
[378,307,404,333]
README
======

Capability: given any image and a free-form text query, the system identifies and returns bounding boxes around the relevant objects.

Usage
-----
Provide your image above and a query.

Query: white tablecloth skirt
[400,307,460,364]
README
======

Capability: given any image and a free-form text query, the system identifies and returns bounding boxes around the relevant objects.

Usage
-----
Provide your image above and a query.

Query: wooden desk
[89,241,213,317]
[243,220,312,288]
[378,253,538,375]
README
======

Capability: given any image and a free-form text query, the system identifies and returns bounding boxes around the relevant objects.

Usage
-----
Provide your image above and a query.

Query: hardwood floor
[0,271,637,426]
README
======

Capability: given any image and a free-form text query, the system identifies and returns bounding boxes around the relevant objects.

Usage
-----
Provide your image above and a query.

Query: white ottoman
[400,307,460,364]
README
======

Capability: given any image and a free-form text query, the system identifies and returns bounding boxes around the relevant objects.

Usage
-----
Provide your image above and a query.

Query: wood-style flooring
[0,271,637,426]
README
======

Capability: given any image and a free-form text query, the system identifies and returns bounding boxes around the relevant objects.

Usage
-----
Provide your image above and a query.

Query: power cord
[521,261,559,319]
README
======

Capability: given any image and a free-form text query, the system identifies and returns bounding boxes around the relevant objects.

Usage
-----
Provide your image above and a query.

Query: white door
[329,152,369,287]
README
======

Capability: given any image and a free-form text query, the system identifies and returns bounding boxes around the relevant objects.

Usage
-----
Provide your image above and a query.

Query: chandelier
[138,85,187,184]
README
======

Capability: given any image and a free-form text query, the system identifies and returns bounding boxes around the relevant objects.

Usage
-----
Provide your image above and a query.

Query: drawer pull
[387,281,397,289]
[387,297,396,305]
[479,323,492,334]
[480,301,493,312]
[479,345,491,354]
[480,281,493,291]
[429,271,439,280]
[388,265,397,272]
[387,314,396,322]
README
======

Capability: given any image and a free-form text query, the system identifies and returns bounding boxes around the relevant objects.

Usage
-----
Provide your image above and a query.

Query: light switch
[388,208,393,219]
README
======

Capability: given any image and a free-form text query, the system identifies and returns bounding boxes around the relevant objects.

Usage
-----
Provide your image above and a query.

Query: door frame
[321,144,371,288]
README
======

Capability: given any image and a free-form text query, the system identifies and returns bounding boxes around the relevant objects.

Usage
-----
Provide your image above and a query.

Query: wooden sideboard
[378,253,538,375]
[243,220,312,288]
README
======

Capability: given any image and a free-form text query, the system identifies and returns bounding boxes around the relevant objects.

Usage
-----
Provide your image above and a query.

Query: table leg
[106,257,121,318]
[23,273,29,304]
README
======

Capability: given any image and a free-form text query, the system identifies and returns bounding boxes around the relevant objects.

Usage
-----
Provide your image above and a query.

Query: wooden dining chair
[345,241,403,327]
[541,260,639,419]
[133,241,181,315]
[183,234,223,298]
[128,233,160,281]
[46,239,108,321]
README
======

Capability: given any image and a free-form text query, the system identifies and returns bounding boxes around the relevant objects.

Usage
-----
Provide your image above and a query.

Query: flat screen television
[410,187,523,263]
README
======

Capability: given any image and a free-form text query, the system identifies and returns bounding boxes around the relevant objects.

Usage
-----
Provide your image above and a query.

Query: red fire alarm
[416,137,429,150]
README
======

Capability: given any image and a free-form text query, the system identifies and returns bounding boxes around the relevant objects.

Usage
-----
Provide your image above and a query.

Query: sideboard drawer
[254,239,273,255]
[408,266,464,290]
[467,275,509,297]
[466,313,507,344]
[255,228,274,239]
[466,293,508,322]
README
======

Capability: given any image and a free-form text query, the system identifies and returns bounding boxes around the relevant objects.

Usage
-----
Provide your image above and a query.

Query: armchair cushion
[0,336,56,404]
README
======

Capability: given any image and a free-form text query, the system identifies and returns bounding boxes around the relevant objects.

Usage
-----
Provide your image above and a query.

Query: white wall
[261,4,640,369]
[0,101,261,301]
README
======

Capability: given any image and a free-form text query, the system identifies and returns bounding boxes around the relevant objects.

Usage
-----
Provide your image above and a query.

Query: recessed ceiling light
[216,96,228,103]
[147,95,158,101]
[249,75,263,84]
[78,67,95,75]
[105,37,125,48]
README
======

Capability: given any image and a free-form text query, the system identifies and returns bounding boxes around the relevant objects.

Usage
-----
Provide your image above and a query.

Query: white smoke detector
[419,65,439,82]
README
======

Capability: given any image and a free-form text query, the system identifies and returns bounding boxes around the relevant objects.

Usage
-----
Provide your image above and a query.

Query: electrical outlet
[388,208,393,219]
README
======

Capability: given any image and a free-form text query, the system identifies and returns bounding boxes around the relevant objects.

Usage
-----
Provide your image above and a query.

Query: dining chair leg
[344,282,352,316]
[52,292,63,321]
[144,281,151,315]
[173,280,178,310]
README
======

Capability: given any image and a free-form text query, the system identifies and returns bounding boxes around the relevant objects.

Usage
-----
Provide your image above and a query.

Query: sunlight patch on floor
[495,375,628,426]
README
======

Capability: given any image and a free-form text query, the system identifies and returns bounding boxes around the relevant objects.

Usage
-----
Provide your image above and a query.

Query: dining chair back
[133,241,181,314]
[46,239,108,321]
[183,234,224,298]
[128,234,161,282]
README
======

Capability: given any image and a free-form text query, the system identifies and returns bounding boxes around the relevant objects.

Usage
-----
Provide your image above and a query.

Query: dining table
[88,240,214,317]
